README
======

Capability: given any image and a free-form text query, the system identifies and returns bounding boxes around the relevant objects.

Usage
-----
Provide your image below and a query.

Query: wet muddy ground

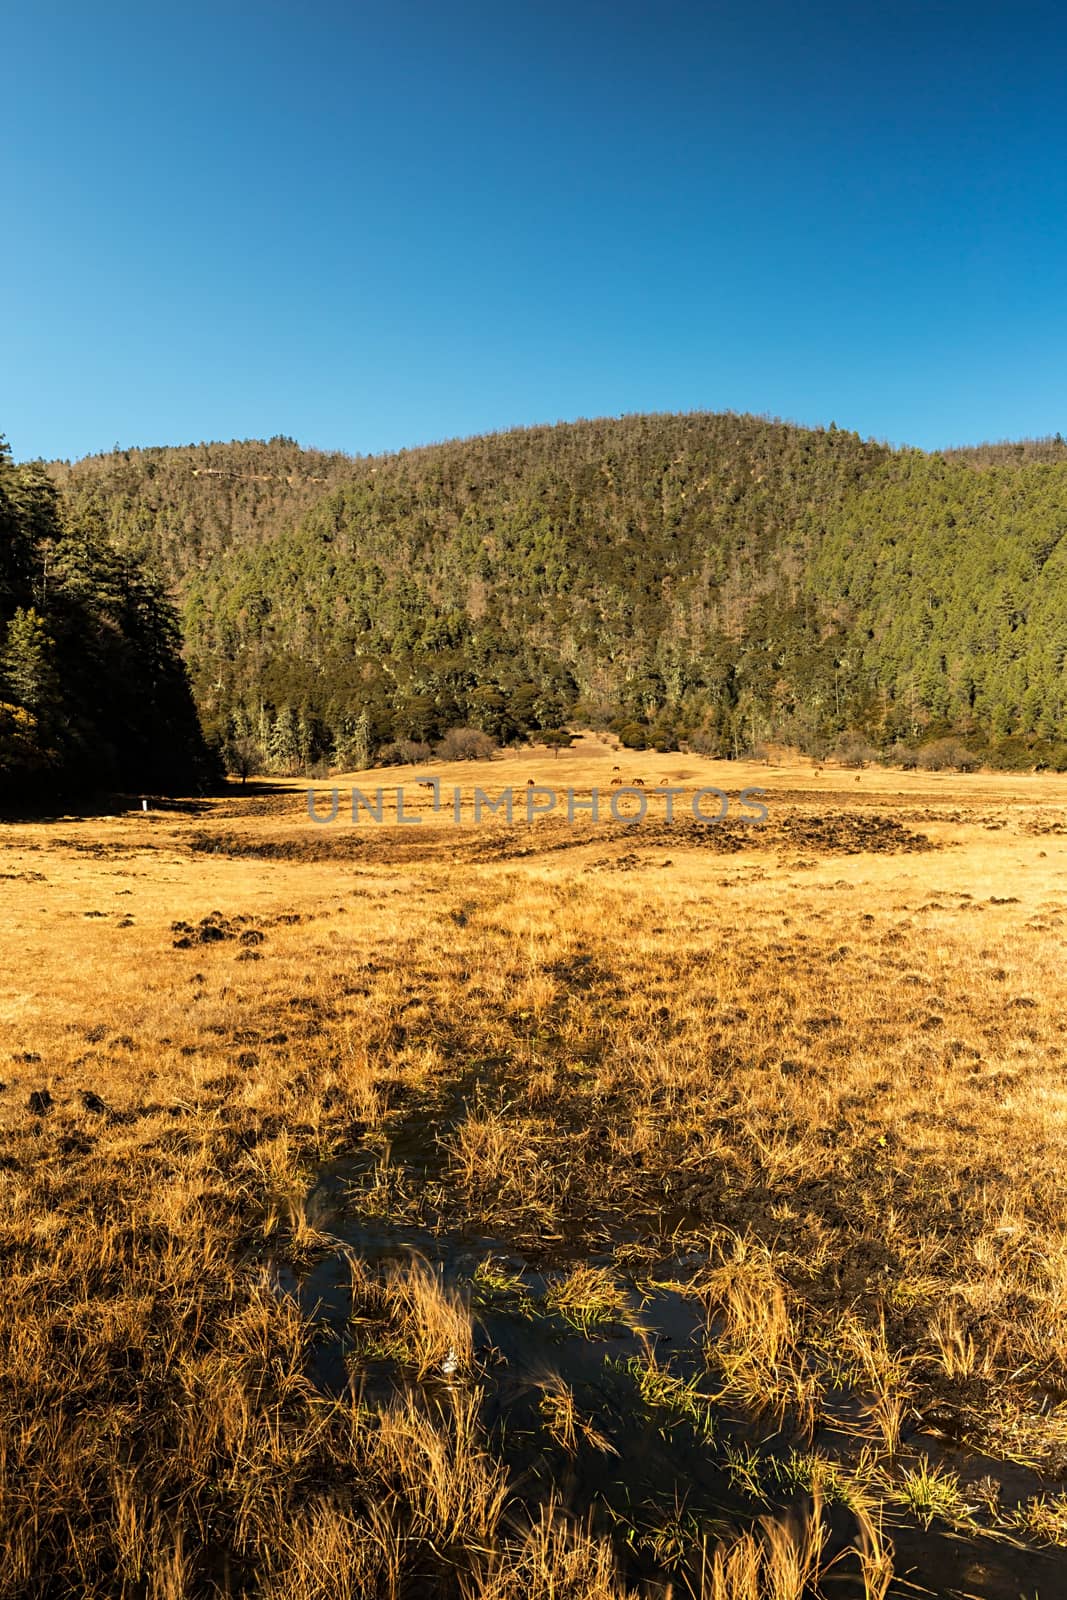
[272,1144,1066,1600]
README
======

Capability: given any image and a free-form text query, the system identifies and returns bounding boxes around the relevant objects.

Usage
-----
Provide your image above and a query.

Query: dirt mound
[188,831,366,860]
[183,809,934,865]
[171,911,268,949]
[760,812,935,854]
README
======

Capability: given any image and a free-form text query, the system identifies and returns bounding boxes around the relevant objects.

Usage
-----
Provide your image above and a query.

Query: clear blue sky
[3,0,1066,461]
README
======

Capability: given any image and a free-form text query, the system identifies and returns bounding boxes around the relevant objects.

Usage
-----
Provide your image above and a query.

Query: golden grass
[2,744,1067,1592]
[347,1250,474,1378]
[695,1497,827,1600]
[537,1374,618,1458]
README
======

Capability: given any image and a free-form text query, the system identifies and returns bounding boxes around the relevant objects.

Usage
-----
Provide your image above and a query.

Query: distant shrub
[888,741,918,770]
[435,727,497,762]
[916,737,981,772]
[377,739,433,766]
[616,721,649,750]
[988,735,1046,771]
[1025,741,1067,772]
[834,733,878,768]
[989,738,1024,769]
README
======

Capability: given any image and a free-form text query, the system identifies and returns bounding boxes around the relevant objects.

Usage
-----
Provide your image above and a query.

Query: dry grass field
[2,735,1067,1599]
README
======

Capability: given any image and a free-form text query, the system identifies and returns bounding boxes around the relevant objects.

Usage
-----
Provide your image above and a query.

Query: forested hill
[49,437,358,580]
[42,415,1067,771]
[0,439,211,804]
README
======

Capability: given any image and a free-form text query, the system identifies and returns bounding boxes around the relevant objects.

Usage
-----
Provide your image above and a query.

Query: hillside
[44,415,1067,771]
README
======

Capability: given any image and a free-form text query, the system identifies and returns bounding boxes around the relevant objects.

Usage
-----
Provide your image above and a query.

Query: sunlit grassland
[1,743,1066,1597]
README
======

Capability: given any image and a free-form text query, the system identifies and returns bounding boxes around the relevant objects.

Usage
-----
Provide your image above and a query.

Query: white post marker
[142,799,148,812]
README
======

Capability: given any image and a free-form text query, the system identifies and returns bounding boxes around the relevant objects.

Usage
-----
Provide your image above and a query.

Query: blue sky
[3,0,1066,461]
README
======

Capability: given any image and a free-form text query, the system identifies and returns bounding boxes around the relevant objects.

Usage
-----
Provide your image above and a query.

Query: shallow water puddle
[269,1161,1067,1599]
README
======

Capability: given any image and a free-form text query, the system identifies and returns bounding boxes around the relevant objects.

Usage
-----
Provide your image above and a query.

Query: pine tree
[2,606,60,718]
[268,704,299,773]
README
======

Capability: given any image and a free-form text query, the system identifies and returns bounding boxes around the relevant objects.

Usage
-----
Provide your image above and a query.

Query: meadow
[1,736,1066,1599]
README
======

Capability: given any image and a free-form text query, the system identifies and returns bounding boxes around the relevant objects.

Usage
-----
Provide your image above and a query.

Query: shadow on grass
[0,777,299,825]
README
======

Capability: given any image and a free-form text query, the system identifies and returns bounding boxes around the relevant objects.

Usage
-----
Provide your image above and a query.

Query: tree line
[27,414,1067,780]
[0,437,211,805]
